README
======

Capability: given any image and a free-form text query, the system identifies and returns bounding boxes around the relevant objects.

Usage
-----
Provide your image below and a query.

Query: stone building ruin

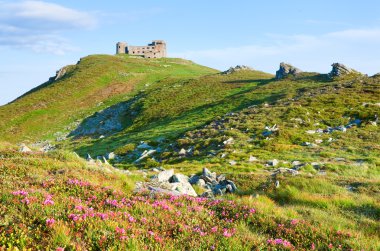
[116,40,167,58]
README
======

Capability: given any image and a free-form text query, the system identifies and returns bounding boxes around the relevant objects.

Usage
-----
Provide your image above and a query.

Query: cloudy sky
[1,0,380,105]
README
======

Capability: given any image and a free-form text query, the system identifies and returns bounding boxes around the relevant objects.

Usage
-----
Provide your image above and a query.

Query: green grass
[0,56,379,249]
[0,55,217,143]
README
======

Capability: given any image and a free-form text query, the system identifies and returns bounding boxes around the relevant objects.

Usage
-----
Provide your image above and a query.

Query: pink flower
[68,213,79,221]
[329,243,333,249]
[56,248,64,251]
[115,227,126,235]
[46,218,55,227]
[154,235,163,243]
[128,216,136,223]
[75,205,84,211]
[148,230,154,236]
[222,228,233,237]
[311,243,316,250]
[21,197,30,205]
[43,197,54,206]
[275,239,283,244]
[12,190,28,196]
[141,217,147,224]
[290,219,299,225]
[211,226,218,233]
[249,208,256,214]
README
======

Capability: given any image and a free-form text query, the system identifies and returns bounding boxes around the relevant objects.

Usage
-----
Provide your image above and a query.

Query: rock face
[222,65,253,75]
[329,63,356,78]
[275,62,302,80]
[69,100,135,138]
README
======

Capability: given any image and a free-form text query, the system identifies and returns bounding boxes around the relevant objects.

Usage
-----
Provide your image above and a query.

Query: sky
[1,0,380,105]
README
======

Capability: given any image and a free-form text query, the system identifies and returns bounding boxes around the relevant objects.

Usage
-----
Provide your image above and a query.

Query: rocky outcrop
[222,65,253,75]
[135,169,197,197]
[135,168,238,198]
[69,100,135,138]
[189,168,238,197]
[275,62,302,80]
[328,63,358,78]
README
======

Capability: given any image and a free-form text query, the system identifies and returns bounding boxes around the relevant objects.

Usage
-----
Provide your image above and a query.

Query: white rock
[223,137,234,145]
[19,144,32,153]
[315,139,323,144]
[170,173,189,183]
[229,160,237,166]
[292,161,302,166]
[179,148,186,156]
[135,149,156,162]
[106,152,115,160]
[268,159,279,167]
[306,130,316,134]
[157,169,175,182]
[249,156,258,162]
[172,182,198,197]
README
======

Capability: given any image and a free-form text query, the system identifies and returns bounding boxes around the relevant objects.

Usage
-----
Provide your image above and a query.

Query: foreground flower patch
[0,176,364,250]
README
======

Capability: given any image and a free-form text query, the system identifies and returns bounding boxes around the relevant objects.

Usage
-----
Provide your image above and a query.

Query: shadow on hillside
[223,78,274,85]
[72,78,284,159]
[294,73,331,82]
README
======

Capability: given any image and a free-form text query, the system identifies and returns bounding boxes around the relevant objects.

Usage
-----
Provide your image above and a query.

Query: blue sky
[1,0,380,105]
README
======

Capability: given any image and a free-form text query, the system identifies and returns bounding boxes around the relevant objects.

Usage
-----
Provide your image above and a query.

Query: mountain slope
[0,58,379,249]
[0,55,217,142]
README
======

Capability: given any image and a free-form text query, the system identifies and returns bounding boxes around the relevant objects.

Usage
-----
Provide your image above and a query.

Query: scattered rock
[262,124,278,137]
[137,141,152,149]
[291,161,302,167]
[229,160,237,166]
[248,156,258,162]
[178,148,187,157]
[273,168,299,176]
[86,154,94,162]
[156,169,175,182]
[134,149,156,163]
[19,144,32,153]
[102,157,110,166]
[170,173,189,183]
[106,152,115,160]
[315,139,323,144]
[223,137,234,145]
[306,130,316,134]
[275,62,302,80]
[275,180,280,188]
[268,159,279,167]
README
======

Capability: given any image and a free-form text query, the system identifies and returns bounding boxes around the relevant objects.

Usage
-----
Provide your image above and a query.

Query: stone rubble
[135,168,238,198]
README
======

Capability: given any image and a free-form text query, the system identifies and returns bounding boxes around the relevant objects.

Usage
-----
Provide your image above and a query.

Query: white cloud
[171,28,380,75]
[0,0,97,54]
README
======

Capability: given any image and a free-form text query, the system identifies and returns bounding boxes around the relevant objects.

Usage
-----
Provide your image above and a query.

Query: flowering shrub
[0,153,371,250]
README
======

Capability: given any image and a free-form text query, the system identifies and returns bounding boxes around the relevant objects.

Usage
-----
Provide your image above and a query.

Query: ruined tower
[115,40,167,58]
[116,42,127,54]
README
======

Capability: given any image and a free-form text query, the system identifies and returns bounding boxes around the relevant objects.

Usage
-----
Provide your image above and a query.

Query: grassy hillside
[1,148,378,250]
[0,55,217,143]
[0,57,379,250]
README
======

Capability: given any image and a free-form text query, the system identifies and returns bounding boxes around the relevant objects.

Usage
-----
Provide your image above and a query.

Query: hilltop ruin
[116,40,167,58]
